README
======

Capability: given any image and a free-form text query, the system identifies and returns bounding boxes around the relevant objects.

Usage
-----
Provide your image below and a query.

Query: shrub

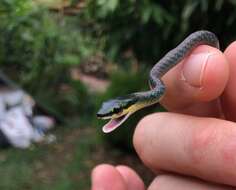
[78,0,236,63]
[0,0,98,118]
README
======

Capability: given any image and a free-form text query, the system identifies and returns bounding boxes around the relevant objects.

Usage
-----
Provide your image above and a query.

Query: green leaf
[215,0,224,11]
[141,5,152,23]
[152,5,164,25]
[107,0,119,12]
[200,0,208,12]
[228,0,236,5]
[182,1,198,20]
[98,0,119,12]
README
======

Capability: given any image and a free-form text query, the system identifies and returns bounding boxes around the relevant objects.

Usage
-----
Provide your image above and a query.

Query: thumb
[160,45,229,117]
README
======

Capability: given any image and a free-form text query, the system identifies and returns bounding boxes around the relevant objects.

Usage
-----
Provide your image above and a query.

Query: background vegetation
[0,0,236,189]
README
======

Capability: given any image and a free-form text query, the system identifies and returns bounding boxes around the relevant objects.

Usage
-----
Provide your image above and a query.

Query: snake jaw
[102,112,131,133]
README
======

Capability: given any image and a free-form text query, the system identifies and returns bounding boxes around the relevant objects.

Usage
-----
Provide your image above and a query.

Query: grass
[0,125,99,190]
[0,121,154,190]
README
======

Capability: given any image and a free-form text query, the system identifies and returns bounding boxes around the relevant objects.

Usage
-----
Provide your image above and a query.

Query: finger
[116,165,145,190]
[91,164,127,190]
[148,174,234,190]
[221,41,236,121]
[133,112,236,186]
[91,164,145,190]
[160,45,229,117]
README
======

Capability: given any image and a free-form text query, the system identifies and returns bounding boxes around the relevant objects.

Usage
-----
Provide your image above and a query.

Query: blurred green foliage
[80,0,236,63]
[0,0,98,119]
[1,0,236,119]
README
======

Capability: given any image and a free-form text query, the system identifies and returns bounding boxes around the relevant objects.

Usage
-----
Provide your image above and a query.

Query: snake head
[97,94,138,133]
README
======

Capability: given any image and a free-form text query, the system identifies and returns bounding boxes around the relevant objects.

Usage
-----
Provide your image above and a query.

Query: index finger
[134,112,236,186]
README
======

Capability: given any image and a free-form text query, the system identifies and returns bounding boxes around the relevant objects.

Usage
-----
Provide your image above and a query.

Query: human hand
[91,42,236,189]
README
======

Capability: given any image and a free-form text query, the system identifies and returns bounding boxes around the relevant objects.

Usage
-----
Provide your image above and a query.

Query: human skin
[91,41,236,190]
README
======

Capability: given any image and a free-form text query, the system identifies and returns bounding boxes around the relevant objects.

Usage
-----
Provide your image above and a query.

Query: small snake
[97,30,219,133]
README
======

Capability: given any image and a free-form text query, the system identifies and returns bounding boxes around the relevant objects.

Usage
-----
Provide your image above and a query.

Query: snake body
[97,31,220,133]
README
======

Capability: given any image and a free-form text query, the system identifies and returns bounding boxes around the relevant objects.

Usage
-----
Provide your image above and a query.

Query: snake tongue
[102,113,131,133]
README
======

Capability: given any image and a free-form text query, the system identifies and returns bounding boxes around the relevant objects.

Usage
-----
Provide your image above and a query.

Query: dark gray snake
[97,30,220,133]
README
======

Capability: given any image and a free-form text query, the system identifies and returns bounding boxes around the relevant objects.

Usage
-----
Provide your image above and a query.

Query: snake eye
[113,107,122,113]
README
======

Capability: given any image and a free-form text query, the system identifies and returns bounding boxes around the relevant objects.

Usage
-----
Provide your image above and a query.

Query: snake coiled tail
[97,30,220,133]
[150,30,219,80]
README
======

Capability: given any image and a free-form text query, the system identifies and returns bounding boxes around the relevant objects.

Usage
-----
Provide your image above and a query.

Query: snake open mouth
[102,113,131,133]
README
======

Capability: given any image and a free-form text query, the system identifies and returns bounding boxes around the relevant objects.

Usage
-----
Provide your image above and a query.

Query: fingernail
[181,52,215,87]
